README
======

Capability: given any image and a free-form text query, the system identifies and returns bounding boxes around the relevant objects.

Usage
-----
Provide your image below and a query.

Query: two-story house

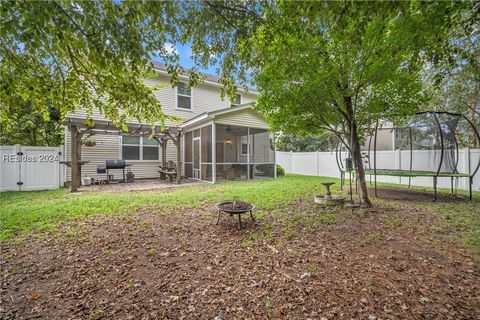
[63,61,275,187]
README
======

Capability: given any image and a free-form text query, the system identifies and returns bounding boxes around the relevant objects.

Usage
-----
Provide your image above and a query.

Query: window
[241,142,248,156]
[122,136,140,160]
[142,137,159,160]
[231,93,242,107]
[122,136,159,161]
[177,82,192,110]
[240,136,249,156]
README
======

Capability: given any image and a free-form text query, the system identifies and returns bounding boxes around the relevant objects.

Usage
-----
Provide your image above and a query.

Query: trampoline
[337,111,480,201]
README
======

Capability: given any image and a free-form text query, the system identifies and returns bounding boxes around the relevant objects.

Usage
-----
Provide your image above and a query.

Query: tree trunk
[350,123,372,206]
[344,96,372,206]
[468,107,477,148]
[469,79,479,148]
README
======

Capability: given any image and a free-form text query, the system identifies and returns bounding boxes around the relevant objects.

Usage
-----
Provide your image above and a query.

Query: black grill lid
[105,159,126,169]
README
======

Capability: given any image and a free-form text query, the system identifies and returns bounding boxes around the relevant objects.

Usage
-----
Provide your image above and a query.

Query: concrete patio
[78,178,205,193]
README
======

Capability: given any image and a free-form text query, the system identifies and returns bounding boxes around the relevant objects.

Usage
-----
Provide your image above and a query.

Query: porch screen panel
[215,124,249,181]
[250,128,275,179]
[184,132,193,178]
[200,125,212,181]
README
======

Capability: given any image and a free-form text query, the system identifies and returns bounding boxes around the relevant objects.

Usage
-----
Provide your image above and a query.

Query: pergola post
[176,132,182,184]
[76,131,83,185]
[70,125,79,192]
[162,140,167,167]
[65,117,183,186]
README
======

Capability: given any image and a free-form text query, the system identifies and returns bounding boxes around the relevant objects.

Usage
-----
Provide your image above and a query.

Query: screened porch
[181,106,275,183]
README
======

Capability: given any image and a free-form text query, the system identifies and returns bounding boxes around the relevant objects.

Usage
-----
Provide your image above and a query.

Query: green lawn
[0,175,332,240]
[1,174,479,252]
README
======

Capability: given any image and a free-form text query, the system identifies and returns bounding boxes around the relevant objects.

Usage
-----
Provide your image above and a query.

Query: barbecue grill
[97,159,131,182]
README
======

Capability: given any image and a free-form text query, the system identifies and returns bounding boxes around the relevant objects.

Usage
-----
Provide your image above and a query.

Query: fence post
[59,145,65,187]
[290,151,293,174]
[397,149,402,184]
[14,144,21,191]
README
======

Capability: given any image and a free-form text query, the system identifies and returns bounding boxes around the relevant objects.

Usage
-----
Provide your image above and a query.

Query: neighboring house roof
[180,104,268,130]
[150,61,259,95]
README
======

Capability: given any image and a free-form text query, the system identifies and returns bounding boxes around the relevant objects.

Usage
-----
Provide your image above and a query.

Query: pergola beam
[64,117,183,190]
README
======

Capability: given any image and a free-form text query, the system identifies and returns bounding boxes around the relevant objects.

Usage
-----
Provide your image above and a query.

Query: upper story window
[177,82,192,110]
[122,136,159,161]
[231,93,242,107]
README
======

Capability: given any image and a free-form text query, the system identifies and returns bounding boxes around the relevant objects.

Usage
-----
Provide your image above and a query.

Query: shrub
[276,164,285,176]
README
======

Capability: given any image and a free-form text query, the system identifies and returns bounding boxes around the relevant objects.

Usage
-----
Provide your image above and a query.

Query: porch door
[193,138,200,179]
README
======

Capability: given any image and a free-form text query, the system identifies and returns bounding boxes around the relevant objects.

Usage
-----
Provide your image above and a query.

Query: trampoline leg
[450,177,454,194]
[433,176,437,202]
[340,172,344,191]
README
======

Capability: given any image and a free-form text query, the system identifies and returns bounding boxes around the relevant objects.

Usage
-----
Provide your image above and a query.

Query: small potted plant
[82,138,96,147]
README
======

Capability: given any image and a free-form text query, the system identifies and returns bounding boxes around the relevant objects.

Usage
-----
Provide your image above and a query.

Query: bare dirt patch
[372,186,468,202]
[1,200,479,319]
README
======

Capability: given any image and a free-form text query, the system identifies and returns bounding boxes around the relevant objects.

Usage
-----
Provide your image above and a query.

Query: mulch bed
[1,196,479,319]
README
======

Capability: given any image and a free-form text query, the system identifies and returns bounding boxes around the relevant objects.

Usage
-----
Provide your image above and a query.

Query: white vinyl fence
[0,145,65,192]
[276,149,480,192]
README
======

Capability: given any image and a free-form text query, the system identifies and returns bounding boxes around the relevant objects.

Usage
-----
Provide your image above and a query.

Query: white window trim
[230,93,242,107]
[175,82,193,112]
[120,136,161,162]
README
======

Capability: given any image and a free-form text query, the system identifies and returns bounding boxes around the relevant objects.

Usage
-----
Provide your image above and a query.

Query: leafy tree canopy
[1,0,200,130]
[178,0,470,205]
[1,0,473,204]
[0,96,63,146]
[424,1,480,147]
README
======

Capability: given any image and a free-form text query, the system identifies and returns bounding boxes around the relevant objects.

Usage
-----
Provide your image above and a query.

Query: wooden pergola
[64,117,182,192]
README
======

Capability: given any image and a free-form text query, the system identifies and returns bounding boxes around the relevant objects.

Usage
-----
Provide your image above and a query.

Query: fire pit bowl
[215,200,256,229]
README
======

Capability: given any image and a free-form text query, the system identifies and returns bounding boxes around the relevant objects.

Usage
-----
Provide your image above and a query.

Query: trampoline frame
[337,111,480,201]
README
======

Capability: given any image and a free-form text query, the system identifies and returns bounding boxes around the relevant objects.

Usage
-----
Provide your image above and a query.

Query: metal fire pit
[216,200,256,229]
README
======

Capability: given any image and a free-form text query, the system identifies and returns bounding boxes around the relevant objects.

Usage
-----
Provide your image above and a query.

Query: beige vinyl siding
[65,130,182,182]
[148,76,257,121]
[65,130,118,180]
[66,75,259,125]
[63,73,258,183]
[240,92,257,104]
[214,109,269,129]
[66,106,108,121]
